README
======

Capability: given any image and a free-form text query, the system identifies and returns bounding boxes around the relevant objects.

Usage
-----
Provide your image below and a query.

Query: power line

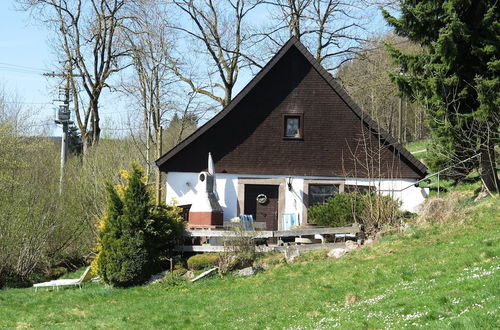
[0,62,46,72]
[0,67,45,75]
[3,101,54,105]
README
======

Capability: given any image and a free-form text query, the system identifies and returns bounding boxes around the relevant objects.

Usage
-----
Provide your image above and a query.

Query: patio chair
[282,213,299,231]
[239,214,269,246]
[239,214,255,231]
[33,266,92,291]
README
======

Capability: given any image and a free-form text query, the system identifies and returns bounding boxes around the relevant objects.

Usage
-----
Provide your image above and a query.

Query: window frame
[302,180,375,223]
[308,183,340,207]
[283,113,304,140]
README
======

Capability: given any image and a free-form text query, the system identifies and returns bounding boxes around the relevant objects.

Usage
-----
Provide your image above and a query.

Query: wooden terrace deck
[178,224,361,253]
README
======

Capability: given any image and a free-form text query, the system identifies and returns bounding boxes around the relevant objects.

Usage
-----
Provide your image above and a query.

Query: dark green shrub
[307,193,404,237]
[95,164,184,287]
[307,193,366,227]
[187,253,220,270]
[48,266,68,279]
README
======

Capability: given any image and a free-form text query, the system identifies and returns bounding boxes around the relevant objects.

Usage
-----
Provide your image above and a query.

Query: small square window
[284,115,302,138]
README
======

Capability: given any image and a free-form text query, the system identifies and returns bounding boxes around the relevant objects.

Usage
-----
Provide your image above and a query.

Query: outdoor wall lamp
[287,176,293,191]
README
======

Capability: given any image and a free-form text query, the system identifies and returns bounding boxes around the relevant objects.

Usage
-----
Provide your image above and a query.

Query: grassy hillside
[1,193,498,329]
[405,139,427,162]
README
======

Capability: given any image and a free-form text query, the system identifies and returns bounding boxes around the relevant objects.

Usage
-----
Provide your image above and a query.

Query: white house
[156,37,428,230]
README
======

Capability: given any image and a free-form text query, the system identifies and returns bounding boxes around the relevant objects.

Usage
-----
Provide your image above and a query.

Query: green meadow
[1,193,498,329]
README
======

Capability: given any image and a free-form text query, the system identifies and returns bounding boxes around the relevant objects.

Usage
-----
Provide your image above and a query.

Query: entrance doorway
[244,184,279,231]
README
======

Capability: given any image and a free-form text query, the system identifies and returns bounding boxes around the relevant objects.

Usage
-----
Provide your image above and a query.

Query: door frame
[237,177,286,230]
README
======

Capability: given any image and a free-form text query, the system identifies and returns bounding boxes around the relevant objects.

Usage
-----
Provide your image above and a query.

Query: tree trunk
[480,138,500,193]
[91,97,100,146]
[398,97,402,143]
[155,126,163,205]
[82,131,92,156]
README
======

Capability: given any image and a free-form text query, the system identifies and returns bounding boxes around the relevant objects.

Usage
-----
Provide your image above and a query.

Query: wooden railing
[179,224,362,252]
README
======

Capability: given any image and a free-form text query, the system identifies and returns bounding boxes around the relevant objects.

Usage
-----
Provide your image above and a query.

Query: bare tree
[122,3,172,200]
[19,0,136,153]
[167,0,263,108]
[336,34,427,143]
[259,0,367,70]
[119,2,208,203]
[339,119,407,237]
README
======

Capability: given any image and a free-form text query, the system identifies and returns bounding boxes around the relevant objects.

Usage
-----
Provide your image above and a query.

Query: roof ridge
[155,37,299,168]
[287,38,427,174]
[156,37,427,177]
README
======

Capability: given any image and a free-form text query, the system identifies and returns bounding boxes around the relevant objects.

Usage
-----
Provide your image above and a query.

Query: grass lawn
[405,140,428,163]
[405,140,427,153]
[1,196,499,329]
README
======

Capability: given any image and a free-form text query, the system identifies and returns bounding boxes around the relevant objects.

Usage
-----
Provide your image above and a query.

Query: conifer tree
[67,124,83,156]
[383,1,499,191]
[96,164,183,287]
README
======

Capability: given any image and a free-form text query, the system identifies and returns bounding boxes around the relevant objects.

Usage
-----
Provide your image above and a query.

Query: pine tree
[67,123,83,156]
[383,1,499,191]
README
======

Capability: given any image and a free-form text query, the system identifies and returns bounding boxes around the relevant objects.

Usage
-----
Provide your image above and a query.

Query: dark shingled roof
[156,37,427,178]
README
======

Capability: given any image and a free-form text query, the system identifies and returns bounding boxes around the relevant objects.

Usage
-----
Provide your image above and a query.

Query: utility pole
[44,65,81,194]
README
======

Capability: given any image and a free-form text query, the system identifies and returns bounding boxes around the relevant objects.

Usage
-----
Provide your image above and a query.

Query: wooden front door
[244,184,279,231]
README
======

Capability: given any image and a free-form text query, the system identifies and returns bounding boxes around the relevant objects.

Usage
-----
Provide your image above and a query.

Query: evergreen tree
[67,124,83,156]
[163,113,198,151]
[96,164,184,287]
[383,1,499,191]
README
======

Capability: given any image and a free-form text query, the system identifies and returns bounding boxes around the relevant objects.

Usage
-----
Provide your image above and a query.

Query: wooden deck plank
[267,242,346,252]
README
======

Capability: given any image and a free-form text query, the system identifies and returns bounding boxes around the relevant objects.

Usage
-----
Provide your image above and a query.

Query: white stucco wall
[166,172,239,221]
[165,172,428,223]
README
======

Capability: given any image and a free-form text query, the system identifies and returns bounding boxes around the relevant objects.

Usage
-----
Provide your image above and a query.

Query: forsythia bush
[93,164,184,287]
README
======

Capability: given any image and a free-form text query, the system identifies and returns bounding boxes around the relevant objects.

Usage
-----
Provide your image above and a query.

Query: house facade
[156,37,428,230]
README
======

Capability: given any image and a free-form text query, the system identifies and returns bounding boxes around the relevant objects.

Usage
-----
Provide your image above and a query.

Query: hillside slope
[1,194,498,328]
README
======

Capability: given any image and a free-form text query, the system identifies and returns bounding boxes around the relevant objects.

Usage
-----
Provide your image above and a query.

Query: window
[308,184,339,206]
[284,115,302,138]
[344,185,374,194]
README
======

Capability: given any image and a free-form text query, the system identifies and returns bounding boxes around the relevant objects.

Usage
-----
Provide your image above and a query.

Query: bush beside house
[308,193,403,237]
[307,193,365,227]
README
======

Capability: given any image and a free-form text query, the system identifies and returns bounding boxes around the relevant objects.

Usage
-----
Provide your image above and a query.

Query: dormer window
[284,114,303,139]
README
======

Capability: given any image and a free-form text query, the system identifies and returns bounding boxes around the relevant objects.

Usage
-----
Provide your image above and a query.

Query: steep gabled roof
[156,37,427,177]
